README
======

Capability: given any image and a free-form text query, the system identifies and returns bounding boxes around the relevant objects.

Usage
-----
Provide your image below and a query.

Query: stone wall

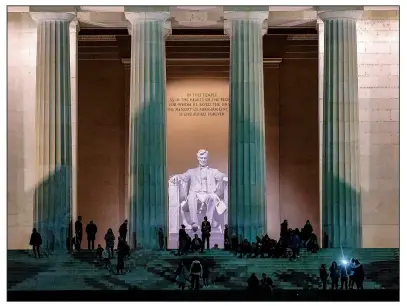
[318,14,400,247]
[7,13,37,249]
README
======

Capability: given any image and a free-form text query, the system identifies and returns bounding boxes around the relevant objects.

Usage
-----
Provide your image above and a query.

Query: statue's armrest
[168,175,188,202]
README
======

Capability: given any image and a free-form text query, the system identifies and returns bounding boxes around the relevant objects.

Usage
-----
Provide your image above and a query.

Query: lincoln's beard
[198,159,208,167]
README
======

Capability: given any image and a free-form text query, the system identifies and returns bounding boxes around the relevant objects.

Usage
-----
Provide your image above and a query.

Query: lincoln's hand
[169,175,180,184]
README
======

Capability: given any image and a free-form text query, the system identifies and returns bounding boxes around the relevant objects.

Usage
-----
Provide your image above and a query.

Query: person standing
[202,264,210,288]
[329,261,339,290]
[175,262,188,290]
[340,262,349,290]
[158,227,164,250]
[75,216,83,250]
[119,220,128,241]
[349,258,356,289]
[224,224,230,250]
[190,258,203,291]
[280,219,288,239]
[29,228,42,258]
[319,264,328,290]
[201,216,211,250]
[104,228,115,258]
[178,224,187,255]
[86,220,98,250]
[291,230,301,260]
[354,259,365,290]
[302,220,313,241]
[116,237,129,275]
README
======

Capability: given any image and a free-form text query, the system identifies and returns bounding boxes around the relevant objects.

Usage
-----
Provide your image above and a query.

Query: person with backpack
[189,258,203,290]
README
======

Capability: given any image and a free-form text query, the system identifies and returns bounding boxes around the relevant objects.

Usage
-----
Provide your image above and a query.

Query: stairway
[8,248,399,291]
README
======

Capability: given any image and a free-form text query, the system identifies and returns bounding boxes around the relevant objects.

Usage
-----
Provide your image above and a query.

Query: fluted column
[125,11,171,249]
[30,12,75,251]
[319,10,362,248]
[224,10,268,242]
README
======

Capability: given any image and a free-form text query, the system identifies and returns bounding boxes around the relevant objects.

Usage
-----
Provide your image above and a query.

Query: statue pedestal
[167,232,225,249]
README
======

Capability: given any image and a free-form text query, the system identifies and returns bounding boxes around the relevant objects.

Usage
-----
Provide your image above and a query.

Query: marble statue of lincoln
[169,149,225,227]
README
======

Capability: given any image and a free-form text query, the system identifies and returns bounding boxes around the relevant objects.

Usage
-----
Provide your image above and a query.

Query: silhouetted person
[354,259,365,289]
[190,258,203,291]
[330,261,339,290]
[247,273,259,291]
[119,219,128,241]
[96,244,104,261]
[201,216,211,249]
[262,235,273,258]
[75,216,83,250]
[320,264,328,290]
[349,258,356,289]
[239,239,252,258]
[224,224,230,250]
[29,228,42,258]
[191,234,204,253]
[102,248,111,269]
[116,236,129,275]
[231,233,238,254]
[307,233,319,253]
[104,228,115,259]
[185,234,192,253]
[254,236,264,258]
[260,273,273,293]
[290,230,301,259]
[275,238,285,258]
[86,220,97,250]
[178,224,187,255]
[302,220,313,241]
[280,219,288,239]
[202,264,210,287]
[158,227,164,250]
[323,232,329,248]
[176,262,188,290]
[340,262,349,290]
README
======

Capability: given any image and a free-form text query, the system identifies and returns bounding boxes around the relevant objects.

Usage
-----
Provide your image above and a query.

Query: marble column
[319,10,362,248]
[125,11,171,249]
[30,12,75,251]
[224,10,269,242]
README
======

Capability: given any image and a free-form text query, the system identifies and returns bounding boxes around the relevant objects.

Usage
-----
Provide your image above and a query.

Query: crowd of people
[28,216,365,290]
[29,217,132,275]
[175,259,212,291]
[73,216,132,275]
[221,219,320,260]
[320,259,365,290]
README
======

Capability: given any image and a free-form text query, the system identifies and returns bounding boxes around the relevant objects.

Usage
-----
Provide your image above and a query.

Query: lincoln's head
[197,149,209,167]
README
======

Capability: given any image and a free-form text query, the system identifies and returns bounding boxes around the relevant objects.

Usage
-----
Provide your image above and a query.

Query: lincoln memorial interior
[7,6,400,250]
